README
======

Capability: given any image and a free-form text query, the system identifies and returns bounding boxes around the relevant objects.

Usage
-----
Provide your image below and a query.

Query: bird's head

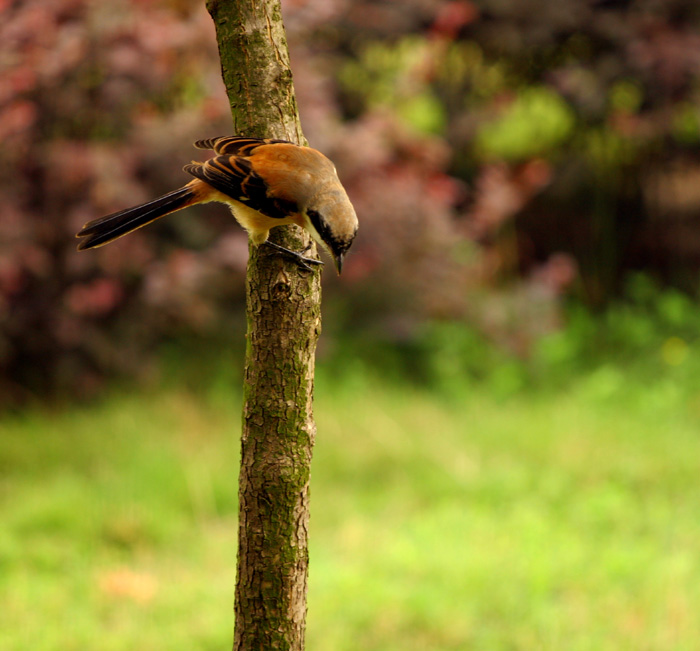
[305,188,358,275]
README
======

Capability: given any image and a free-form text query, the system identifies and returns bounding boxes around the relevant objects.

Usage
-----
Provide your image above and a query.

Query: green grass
[2,367,700,650]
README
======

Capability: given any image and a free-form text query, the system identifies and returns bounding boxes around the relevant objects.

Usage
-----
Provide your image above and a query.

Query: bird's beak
[333,252,344,275]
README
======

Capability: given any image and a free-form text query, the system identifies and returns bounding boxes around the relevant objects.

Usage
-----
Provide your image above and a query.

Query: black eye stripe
[307,209,330,240]
[308,209,355,257]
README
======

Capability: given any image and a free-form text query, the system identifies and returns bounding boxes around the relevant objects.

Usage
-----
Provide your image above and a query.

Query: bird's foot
[263,241,324,272]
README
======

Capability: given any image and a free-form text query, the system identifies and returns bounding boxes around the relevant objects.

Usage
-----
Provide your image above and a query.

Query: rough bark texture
[205,2,320,650]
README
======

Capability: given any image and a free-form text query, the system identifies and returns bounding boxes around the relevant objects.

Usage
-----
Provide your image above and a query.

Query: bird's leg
[262,241,324,272]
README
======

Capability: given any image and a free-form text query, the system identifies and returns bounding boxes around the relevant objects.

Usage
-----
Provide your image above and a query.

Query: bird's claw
[263,241,323,272]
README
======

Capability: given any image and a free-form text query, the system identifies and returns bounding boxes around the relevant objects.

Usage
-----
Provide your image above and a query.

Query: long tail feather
[76,186,197,250]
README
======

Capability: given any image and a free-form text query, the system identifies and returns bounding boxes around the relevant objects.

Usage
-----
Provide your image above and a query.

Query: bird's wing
[184,156,298,219]
[193,136,291,156]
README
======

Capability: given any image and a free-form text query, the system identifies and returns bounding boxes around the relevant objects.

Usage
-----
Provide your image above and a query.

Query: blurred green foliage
[339,37,447,134]
[476,87,575,160]
[672,102,700,144]
[316,273,700,408]
[535,275,700,384]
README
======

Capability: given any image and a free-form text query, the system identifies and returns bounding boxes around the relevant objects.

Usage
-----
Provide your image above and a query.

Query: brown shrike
[76,136,358,273]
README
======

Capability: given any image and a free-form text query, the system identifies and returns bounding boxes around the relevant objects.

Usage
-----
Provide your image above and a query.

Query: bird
[76,136,358,274]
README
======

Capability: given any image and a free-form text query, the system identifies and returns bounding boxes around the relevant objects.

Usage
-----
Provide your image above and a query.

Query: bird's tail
[76,184,200,250]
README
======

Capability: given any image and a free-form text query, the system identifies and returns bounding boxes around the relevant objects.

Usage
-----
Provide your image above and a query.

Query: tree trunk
[205,2,320,649]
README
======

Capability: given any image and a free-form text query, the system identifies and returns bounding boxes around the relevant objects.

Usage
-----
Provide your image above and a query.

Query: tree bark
[205,2,320,649]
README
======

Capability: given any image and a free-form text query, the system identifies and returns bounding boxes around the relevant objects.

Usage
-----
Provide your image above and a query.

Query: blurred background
[3,0,700,648]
